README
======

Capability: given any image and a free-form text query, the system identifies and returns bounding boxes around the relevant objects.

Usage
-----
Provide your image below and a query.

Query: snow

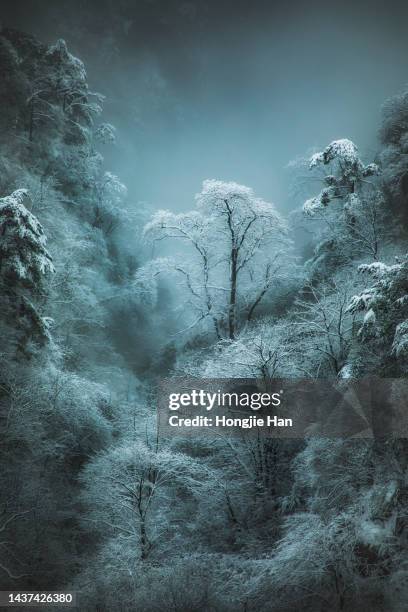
[346,289,376,313]
[358,262,391,277]
[0,189,54,284]
[303,188,336,215]
[309,139,359,168]
[362,162,380,177]
[102,172,127,198]
[196,179,254,203]
[309,151,325,168]
[95,123,116,145]
[363,309,376,325]
[46,39,87,82]
[303,196,322,216]
[195,179,283,227]
[358,518,394,547]
[338,364,353,379]
[392,321,408,359]
[143,209,207,241]
[304,138,381,221]
[348,253,408,362]
[396,295,408,307]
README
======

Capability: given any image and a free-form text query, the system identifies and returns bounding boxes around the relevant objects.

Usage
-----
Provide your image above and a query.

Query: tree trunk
[247,287,268,322]
[140,516,148,560]
[228,247,238,339]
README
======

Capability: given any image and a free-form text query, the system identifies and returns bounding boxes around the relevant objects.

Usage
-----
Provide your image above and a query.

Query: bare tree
[140,180,291,339]
[294,278,358,377]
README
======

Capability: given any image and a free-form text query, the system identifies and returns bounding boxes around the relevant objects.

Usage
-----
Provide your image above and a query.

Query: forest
[1,23,408,612]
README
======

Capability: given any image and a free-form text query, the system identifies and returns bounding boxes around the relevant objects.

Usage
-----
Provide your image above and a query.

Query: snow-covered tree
[140,180,292,340]
[0,189,54,285]
[302,139,388,278]
[46,39,104,132]
[24,38,103,146]
[178,318,296,380]
[0,189,54,354]
[294,276,359,377]
[347,255,408,369]
[94,122,116,145]
[380,89,408,224]
[90,171,127,235]
[304,139,379,213]
[80,437,206,561]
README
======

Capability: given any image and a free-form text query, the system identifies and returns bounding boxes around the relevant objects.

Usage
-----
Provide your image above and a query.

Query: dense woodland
[1,28,408,611]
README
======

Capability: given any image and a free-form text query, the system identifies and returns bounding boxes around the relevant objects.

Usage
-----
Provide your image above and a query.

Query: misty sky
[2,0,408,211]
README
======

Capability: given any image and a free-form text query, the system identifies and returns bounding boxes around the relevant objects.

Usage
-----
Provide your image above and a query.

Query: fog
[3,4,408,605]
[3,0,408,211]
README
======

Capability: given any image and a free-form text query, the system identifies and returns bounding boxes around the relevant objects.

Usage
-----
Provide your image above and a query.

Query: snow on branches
[143,209,210,245]
[309,139,360,168]
[46,39,87,83]
[301,139,389,276]
[347,255,408,359]
[134,257,178,307]
[308,139,379,177]
[196,179,285,230]
[140,180,292,340]
[0,189,55,354]
[304,139,380,217]
[0,189,54,286]
[94,123,116,145]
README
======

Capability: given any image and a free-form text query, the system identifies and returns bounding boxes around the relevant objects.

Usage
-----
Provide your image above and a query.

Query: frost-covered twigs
[347,254,408,361]
[304,139,380,217]
[300,139,390,278]
[140,179,293,340]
